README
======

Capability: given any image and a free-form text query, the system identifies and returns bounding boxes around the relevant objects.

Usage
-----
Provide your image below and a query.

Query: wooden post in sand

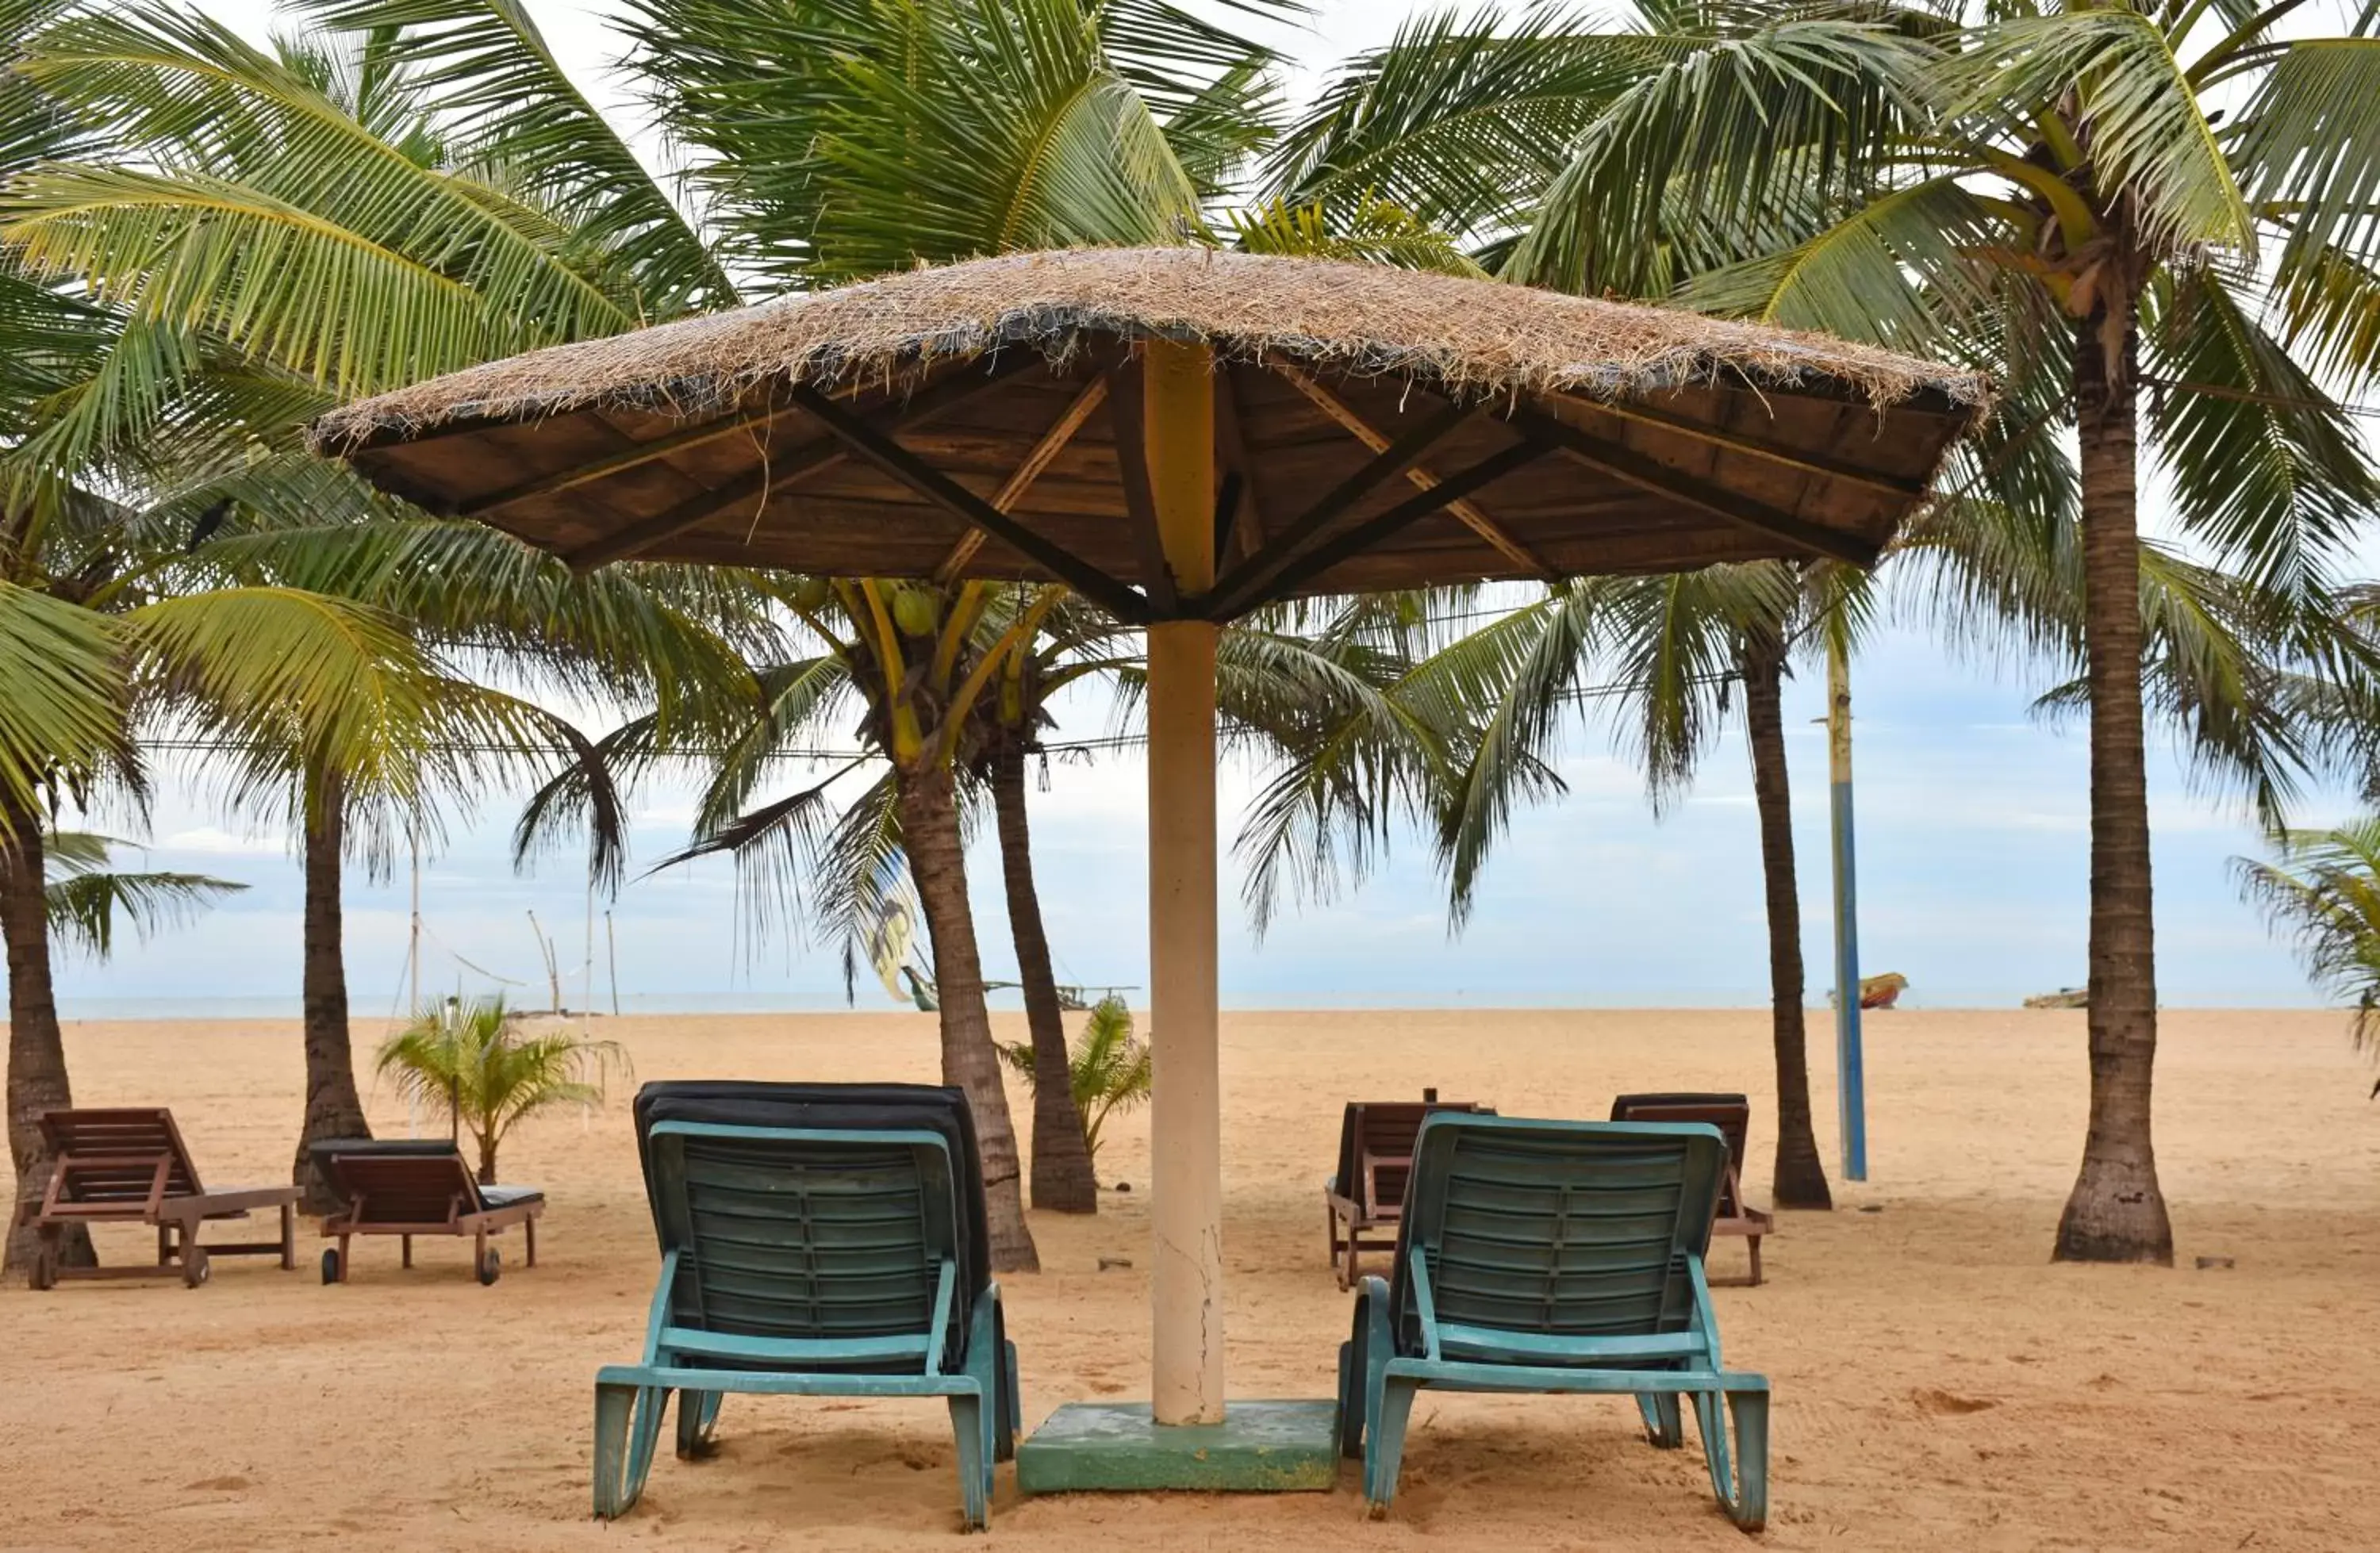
[1142,339,1225,1425]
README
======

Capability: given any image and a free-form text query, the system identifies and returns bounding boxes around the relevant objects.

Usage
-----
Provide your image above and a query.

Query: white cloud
[158,826,287,857]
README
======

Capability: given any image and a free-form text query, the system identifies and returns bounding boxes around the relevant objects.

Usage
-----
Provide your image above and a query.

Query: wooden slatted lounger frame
[1323,1092,1491,1290]
[1608,1092,1776,1286]
[22,1108,297,1289]
[313,1141,543,1286]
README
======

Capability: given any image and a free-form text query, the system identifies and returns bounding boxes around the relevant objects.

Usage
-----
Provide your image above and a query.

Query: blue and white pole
[1827,636,1868,1182]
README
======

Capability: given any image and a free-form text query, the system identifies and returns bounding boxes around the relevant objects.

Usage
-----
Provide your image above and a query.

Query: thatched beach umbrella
[314,247,1983,1461]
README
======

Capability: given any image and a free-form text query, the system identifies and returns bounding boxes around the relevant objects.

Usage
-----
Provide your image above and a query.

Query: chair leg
[1637,1393,1683,1449]
[1746,1235,1763,1288]
[401,1234,413,1271]
[278,1203,295,1270]
[178,1217,208,1286]
[1691,1390,1730,1500]
[1720,1388,1770,1532]
[996,1338,1021,1463]
[337,1234,353,1283]
[1336,1340,1359,1459]
[675,1390,722,1459]
[593,1381,658,1518]
[1691,1386,1775,1531]
[1339,1221,1361,1292]
[946,1394,990,1532]
[1362,1375,1420,1517]
[156,1222,173,1268]
[525,1215,537,1268]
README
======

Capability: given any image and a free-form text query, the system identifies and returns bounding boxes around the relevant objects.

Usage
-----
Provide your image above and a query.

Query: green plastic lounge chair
[1335,1114,1771,1532]
[592,1081,1022,1532]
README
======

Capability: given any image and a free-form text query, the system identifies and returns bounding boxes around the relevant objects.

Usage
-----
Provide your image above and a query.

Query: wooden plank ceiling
[349,349,1964,624]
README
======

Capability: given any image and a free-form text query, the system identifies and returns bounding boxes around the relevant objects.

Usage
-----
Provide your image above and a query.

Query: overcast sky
[56,2,2363,1017]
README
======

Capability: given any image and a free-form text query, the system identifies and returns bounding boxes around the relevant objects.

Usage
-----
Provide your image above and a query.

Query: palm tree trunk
[294,775,371,1214]
[2055,310,2174,1264]
[3,797,93,1275]
[1741,631,1832,1210]
[990,743,1099,1213]
[895,761,1038,1271]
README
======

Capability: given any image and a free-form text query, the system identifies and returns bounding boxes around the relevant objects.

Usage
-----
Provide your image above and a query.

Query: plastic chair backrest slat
[647,1122,960,1365]
[1395,1117,1725,1351]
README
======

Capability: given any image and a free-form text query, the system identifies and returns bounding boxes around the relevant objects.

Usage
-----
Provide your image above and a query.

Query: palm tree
[997,995,1153,1178]
[1396,565,1836,1205]
[177,484,757,1209]
[588,577,1084,1268]
[965,592,1136,1214]
[3,2,773,1221]
[1277,0,2380,1263]
[375,994,626,1183]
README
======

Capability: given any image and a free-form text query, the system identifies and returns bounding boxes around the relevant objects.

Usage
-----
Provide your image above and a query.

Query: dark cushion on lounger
[631,1080,990,1301]
[309,1138,543,1218]
[307,1137,466,1161]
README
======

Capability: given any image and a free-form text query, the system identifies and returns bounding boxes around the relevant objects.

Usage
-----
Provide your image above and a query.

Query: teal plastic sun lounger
[593,1081,1021,1532]
[1335,1114,1770,1531]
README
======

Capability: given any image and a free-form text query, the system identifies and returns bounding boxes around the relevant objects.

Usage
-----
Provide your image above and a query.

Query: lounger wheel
[182,1246,211,1288]
[478,1247,501,1286]
[321,1248,342,1285]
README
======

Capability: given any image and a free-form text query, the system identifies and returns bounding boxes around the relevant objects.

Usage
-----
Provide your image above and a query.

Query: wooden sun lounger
[1324,1091,1491,1290]
[313,1139,543,1286]
[1609,1093,1775,1286]
[21,1107,297,1290]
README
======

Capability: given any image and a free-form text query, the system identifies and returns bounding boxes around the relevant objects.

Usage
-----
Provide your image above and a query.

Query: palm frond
[2234,817,2380,1076]
[1225,194,1486,274]
[1509,15,1927,294]
[1679,173,1995,350]
[2146,267,2378,597]
[1267,5,1667,243]
[2235,38,2380,280]
[0,577,122,830]
[44,849,244,960]
[298,0,736,312]
[7,4,639,393]
[1936,10,2251,255]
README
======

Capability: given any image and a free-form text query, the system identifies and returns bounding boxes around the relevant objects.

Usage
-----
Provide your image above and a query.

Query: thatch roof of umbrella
[313,247,1988,621]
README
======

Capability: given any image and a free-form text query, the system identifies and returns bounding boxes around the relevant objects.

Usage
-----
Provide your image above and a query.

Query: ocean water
[53,991,907,1022]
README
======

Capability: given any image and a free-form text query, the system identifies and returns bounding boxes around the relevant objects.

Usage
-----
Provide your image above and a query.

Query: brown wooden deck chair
[1609,1092,1775,1286]
[312,1138,543,1286]
[1323,1091,1491,1290]
[22,1108,298,1289]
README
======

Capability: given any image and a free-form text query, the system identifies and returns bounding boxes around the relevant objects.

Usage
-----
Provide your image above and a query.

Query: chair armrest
[1406,1246,1441,1362]
[639,1248,679,1363]
[923,1258,957,1375]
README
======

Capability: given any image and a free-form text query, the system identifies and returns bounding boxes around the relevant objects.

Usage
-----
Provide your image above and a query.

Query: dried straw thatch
[312,247,1987,450]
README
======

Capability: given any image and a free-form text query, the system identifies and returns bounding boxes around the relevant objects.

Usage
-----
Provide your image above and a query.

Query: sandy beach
[5,1007,2376,1550]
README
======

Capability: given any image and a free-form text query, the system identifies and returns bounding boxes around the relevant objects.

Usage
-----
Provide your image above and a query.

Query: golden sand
[6,1008,2376,1550]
